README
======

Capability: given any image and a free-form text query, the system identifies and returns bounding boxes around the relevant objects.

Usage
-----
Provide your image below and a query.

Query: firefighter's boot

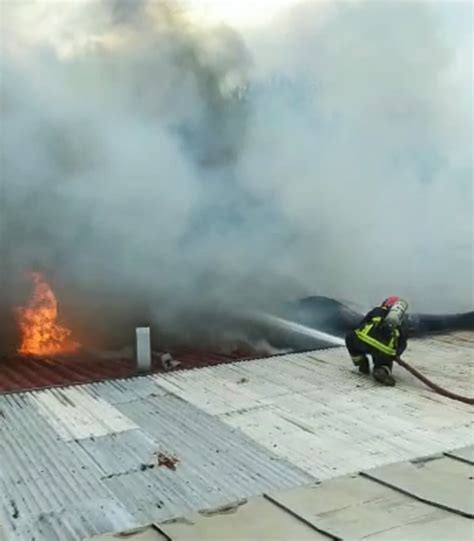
[351,355,370,375]
[373,366,396,386]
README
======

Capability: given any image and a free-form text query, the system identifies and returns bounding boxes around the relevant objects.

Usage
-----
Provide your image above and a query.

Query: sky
[1,0,472,347]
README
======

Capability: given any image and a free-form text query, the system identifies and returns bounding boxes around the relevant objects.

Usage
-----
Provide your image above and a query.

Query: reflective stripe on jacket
[355,316,399,356]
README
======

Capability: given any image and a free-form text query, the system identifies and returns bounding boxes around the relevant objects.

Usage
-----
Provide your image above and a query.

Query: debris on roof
[156,451,179,471]
[0,347,255,395]
[0,378,312,541]
[86,451,474,541]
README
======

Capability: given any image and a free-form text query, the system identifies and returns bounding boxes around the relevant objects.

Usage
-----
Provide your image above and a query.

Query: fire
[16,273,80,356]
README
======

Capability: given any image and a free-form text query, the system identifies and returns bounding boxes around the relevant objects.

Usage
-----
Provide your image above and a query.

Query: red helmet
[382,296,400,308]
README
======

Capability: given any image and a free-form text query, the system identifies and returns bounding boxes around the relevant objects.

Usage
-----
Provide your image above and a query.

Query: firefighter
[345,296,409,386]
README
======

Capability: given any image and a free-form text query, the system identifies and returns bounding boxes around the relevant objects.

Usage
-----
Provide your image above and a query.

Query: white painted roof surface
[362,456,473,517]
[155,333,473,480]
[91,526,167,541]
[159,496,328,541]
[264,454,474,540]
[446,445,474,464]
[0,332,472,541]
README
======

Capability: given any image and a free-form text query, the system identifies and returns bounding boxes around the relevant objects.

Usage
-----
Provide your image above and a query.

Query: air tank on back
[384,299,409,328]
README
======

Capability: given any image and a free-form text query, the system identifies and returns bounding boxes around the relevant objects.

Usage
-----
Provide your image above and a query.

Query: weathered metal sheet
[31,387,138,441]
[154,337,474,480]
[1,334,472,541]
[0,393,137,541]
[158,497,326,541]
[88,526,168,541]
[362,456,474,518]
[0,349,254,395]
[367,515,474,541]
[445,445,474,465]
[0,356,135,394]
[86,377,170,405]
[268,472,473,541]
[88,457,474,541]
[98,393,313,524]
[0,381,313,541]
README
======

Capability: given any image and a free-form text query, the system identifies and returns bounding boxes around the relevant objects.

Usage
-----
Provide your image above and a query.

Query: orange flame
[16,273,80,356]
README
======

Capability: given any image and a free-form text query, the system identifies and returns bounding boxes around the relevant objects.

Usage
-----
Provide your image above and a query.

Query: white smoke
[239,0,473,312]
[1,0,472,348]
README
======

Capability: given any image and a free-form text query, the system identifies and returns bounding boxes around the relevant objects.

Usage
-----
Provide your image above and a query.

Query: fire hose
[260,316,474,405]
[396,357,474,405]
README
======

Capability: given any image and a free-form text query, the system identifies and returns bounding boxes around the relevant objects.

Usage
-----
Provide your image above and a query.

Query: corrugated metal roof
[0,378,313,541]
[154,332,474,480]
[88,451,474,541]
[0,348,254,395]
[1,332,472,541]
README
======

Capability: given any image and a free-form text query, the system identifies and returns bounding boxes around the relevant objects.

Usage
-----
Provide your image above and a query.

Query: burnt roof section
[0,347,256,395]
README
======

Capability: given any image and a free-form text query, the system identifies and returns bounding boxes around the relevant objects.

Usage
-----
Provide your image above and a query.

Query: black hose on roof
[396,357,474,406]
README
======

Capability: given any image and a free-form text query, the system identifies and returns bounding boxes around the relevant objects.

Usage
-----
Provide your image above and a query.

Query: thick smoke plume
[1,0,472,350]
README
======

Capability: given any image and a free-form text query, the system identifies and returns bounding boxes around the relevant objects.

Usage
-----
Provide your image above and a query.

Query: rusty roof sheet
[0,348,255,395]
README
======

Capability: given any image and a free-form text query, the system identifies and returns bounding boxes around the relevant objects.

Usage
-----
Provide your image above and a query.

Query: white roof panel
[0,384,312,541]
[154,334,473,480]
[362,456,474,518]
[159,497,326,541]
[1,332,472,541]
